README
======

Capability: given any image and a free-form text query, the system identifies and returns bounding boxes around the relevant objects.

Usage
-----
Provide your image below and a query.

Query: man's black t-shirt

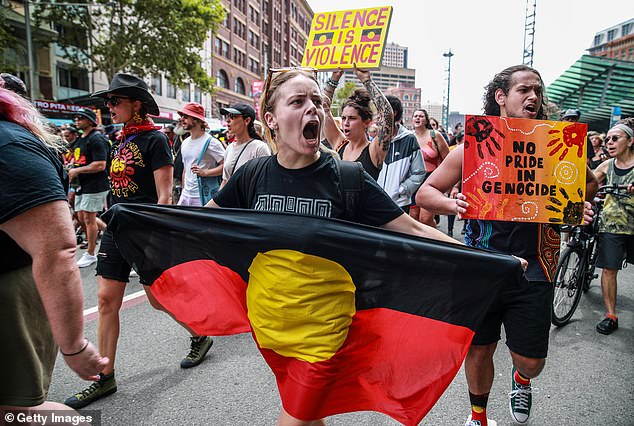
[214,154,402,227]
[0,121,68,273]
[73,129,110,194]
[109,130,173,204]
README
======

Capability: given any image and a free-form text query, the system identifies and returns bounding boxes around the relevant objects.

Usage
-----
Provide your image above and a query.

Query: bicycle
[551,184,632,327]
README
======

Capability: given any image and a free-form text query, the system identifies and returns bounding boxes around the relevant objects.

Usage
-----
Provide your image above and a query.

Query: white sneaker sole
[466,414,497,426]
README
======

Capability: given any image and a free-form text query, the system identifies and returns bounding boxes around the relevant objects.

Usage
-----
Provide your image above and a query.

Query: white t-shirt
[222,139,271,181]
[181,134,225,197]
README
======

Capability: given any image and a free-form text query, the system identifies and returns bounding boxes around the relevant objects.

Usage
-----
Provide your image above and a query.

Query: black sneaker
[596,317,618,335]
[64,372,117,409]
[180,336,213,368]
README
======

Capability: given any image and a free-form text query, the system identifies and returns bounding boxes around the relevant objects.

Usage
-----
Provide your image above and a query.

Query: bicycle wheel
[583,238,599,293]
[552,246,585,327]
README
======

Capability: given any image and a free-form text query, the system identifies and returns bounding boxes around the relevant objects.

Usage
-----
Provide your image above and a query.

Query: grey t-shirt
[222,139,271,181]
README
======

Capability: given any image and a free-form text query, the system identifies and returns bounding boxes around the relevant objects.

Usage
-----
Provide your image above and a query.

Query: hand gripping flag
[106,204,523,425]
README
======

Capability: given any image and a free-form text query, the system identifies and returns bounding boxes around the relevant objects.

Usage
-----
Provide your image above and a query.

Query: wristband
[326,78,339,88]
[61,339,89,356]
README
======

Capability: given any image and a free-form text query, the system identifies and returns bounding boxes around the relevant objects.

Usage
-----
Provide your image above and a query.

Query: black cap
[220,103,256,121]
[0,73,28,97]
[561,109,580,120]
[73,107,98,125]
[104,124,121,135]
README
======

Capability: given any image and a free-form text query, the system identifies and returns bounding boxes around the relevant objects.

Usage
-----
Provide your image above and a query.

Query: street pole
[442,49,454,130]
[24,0,36,99]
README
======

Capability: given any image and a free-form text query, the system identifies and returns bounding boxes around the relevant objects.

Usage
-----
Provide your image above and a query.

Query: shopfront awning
[546,55,634,131]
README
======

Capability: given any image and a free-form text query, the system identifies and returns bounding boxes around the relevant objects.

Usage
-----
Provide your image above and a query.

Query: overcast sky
[307,0,632,114]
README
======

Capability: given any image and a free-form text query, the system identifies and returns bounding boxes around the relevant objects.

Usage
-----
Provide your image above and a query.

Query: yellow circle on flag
[319,35,327,44]
[367,31,376,39]
[246,250,356,363]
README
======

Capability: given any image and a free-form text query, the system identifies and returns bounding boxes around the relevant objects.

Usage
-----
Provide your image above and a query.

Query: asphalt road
[48,216,634,425]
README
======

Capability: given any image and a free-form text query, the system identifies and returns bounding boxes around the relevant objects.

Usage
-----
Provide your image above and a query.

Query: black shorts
[472,279,553,359]
[96,230,147,284]
[596,233,634,270]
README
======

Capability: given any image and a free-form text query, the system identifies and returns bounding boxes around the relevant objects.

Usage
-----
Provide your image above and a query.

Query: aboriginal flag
[312,32,334,46]
[360,28,382,43]
[106,204,522,425]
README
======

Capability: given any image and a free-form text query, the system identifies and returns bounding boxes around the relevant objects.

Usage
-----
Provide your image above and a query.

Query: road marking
[83,289,148,322]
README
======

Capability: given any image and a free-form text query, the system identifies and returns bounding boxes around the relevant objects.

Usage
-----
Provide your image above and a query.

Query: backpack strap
[239,155,271,204]
[197,134,213,164]
[335,160,364,220]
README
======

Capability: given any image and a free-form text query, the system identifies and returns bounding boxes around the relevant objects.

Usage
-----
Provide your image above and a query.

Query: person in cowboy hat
[176,102,225,206]
[65,73,213,409]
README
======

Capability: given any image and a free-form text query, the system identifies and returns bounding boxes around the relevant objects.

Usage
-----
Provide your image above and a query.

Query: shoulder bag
[197,135,223,205]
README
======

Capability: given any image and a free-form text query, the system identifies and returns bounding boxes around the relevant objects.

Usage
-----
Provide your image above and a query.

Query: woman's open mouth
[303,121,319,141]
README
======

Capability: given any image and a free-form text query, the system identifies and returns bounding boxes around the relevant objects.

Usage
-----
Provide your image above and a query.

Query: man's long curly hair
[483,65,549,119]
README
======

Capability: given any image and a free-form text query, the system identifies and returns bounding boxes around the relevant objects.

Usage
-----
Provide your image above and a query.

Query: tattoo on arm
[363,79,393,152]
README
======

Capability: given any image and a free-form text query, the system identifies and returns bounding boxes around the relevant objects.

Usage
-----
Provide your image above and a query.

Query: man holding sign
[417,65,598,426]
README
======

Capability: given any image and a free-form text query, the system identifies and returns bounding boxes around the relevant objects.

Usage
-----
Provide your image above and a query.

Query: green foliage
[0,5,20,73]
[331,81,357,116]
[34,0,226,93]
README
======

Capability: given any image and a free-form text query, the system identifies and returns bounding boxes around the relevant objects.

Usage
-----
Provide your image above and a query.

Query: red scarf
[119,118,161,140]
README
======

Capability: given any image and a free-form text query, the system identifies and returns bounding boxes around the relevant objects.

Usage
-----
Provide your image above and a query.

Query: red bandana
[120,119,161,140]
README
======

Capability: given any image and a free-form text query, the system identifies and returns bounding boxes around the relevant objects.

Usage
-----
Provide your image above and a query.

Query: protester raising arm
[323,66,393,170]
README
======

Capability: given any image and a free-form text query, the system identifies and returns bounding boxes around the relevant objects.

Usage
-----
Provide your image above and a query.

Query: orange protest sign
[301,6,393,70]
[461,115,588,225]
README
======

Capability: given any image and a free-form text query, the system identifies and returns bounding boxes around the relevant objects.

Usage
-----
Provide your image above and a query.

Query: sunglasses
[104,96,130,107]
[606,135,627,143]
[262,67,319,106]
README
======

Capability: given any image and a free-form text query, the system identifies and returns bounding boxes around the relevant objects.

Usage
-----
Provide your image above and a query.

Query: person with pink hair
[0,85,107,414]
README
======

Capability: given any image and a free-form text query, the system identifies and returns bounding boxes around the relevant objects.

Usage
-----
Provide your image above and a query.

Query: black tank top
[338,143,381,180]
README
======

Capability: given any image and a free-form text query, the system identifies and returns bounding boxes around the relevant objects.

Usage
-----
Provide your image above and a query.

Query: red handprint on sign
[465,116,505,159]
[547,123,585,161]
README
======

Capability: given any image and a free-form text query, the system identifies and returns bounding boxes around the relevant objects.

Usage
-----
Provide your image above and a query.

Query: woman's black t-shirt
[109,130,173,204]
[214,153,402,227]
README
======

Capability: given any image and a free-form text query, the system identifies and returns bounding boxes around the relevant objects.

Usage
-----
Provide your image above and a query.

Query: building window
[181,85,190,102]
[622,23,632,36]
[607,29,617,42]
[249,30,260,48]
[166,78,176,98]
[216,70,229,89]
[150,74,162,95]
[233,18,246,39]
[593,34,603,47]
[235,77,246,95]
[194,87,202,104]
[233,48,246,68]
[56,64,89,91]
[249,57,260,74]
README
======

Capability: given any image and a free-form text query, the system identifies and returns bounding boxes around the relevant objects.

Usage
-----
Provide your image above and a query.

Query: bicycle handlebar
[598,183,632,191]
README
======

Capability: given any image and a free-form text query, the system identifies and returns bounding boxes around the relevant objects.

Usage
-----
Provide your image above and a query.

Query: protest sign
[461,115,587,225]
[301,6,393,70]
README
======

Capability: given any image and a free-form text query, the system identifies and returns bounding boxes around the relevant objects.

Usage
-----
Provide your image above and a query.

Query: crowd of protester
[1,63,632,426]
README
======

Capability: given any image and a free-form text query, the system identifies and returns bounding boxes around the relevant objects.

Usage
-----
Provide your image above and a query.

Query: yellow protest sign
[301,6,393,70]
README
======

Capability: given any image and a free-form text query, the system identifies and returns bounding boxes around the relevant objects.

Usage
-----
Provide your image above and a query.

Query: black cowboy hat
[92,73,160,116]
